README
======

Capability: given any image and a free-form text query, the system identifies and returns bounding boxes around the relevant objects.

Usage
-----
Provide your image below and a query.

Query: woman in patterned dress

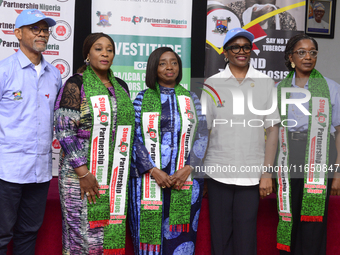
[128,47,208,255]
[55,33,133,254]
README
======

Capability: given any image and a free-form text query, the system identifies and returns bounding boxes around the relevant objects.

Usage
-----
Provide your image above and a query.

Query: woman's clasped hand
[149,165,192,190]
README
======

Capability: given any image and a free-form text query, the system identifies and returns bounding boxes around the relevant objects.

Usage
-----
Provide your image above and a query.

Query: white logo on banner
[51,59,70,79]
[52,20,72,41]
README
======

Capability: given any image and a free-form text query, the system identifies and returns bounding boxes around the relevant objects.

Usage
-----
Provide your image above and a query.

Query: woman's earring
[84,57,90,65]
[224,57,228,62]
[291,62,296,68]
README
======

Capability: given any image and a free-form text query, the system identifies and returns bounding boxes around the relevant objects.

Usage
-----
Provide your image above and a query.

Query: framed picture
[305,0,336,38]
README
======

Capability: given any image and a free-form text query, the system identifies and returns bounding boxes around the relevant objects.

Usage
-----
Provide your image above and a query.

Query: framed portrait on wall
[305,0,336,38]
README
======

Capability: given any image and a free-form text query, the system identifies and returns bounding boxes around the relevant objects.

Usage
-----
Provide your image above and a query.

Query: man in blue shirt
[0,9,62,254]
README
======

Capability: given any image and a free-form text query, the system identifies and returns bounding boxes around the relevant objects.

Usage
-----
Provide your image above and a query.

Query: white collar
[223,64,256,83]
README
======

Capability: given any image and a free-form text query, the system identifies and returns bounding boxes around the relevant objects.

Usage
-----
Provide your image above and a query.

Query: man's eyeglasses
[293,49,318,58]
[224,45,252,54]
[29,26,51,35]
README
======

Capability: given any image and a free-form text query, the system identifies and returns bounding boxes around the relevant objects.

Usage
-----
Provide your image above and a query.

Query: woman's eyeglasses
[224,45,252,54]
[293,49,318,58]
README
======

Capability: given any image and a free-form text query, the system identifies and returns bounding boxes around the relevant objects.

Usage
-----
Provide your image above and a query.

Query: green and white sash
[83,66,134,254]
[276,69,331,252]
[142,112,162,208]
[139,84,198,252]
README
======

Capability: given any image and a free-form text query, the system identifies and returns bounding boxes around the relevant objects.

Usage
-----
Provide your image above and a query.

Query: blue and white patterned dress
[128,85,208,255]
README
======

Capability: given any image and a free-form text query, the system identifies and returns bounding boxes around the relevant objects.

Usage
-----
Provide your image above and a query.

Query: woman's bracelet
[149,167,155,176]
[78,171,90,179]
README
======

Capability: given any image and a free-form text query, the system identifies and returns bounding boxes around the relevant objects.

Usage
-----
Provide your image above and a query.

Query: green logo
[147,128,157,143]
[316,112,327,128]
[98,111,109,126]
[118,141,128,157]
[185,109,195,123]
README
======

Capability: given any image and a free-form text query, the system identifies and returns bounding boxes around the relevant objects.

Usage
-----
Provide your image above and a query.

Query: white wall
[314,1,340,83]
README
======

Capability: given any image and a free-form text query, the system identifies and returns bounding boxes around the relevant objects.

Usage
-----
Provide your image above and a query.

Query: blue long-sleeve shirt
[0,49,62,183]
[277,73,340,132]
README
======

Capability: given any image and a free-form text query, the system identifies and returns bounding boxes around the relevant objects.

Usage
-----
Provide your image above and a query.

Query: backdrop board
[0,0,76,176]
[92,0,193,100]
[205,0,306,82]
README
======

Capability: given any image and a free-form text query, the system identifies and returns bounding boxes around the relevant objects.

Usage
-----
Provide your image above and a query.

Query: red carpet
[6,178,340,254]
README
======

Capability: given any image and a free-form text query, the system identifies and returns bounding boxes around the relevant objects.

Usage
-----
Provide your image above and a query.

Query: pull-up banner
[92,0,193,100]
[0,0,75,176]
[205,0,305,82]
[0,0,75,80]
